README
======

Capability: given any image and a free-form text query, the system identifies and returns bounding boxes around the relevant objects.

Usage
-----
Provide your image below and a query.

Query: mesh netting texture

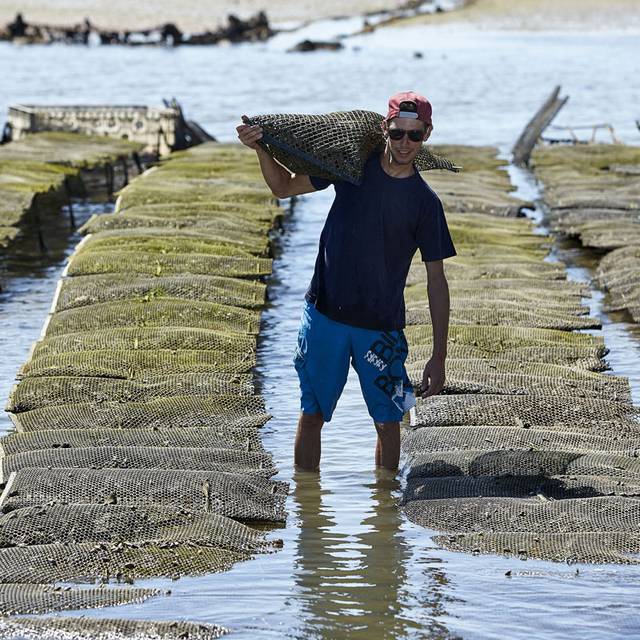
[404,496,640,534]
[434,532,640,565]
[402,144,640,565]
[7,374,255,412]
[0,583,163,616]
[32,326,256,356]
[405,361,630,402]
[19,349,257,378]
[0,143,287,622]
[54,274,267,311]
[0,617,227,640]
[67,251,272,279]
[11,396,270,431]
[532,144,640,323]
[0,427,265,455]
[0,504,282,552]
[0,541,249,584]
[1,468,288,521]
[244,111,460,184]
[0,446,276,483]
[45,299,262,336]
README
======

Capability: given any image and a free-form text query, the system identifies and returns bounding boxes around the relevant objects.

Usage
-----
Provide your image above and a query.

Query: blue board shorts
[293,301,416,423]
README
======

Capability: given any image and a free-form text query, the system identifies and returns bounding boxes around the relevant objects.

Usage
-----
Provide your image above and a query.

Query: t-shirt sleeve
[309,175,333,191]
[416,195,457,262]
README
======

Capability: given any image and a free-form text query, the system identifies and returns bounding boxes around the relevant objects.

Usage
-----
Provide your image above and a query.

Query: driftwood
[512,86,568,167]
[0,11,273,46]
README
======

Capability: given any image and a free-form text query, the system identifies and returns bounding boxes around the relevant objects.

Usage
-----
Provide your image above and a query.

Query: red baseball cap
[386,91,432,125]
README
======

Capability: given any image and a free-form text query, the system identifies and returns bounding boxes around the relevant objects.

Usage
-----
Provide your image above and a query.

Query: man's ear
[423,124,433,142]
[380,120,389,139]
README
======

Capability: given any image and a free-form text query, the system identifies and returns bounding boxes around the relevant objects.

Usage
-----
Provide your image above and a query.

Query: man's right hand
[236,115,263,150]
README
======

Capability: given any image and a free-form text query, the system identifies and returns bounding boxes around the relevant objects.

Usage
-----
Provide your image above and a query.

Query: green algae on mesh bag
[77,235,260,257]
[55,274,266,310]
[18,348,258,379]
[7,374,255,412]
[66,250,272,279]
[33,325,256,355]
[45,298,262,336]
[0,131,143,168]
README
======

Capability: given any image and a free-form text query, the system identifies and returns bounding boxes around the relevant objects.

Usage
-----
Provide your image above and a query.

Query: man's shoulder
[414,173,442,207]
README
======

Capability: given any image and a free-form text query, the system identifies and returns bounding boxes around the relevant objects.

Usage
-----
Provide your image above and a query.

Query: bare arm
[236,117,317,199]
[418,259,450,398]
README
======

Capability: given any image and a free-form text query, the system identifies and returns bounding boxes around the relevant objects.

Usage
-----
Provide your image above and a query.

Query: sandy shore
[0,0,404,31]
[395,0,640,31]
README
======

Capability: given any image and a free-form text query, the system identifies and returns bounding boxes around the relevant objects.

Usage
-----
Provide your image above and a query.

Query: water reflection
[293,468,451,639]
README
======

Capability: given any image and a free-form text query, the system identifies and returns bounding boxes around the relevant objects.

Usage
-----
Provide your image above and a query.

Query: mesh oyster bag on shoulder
[244,110,460,185]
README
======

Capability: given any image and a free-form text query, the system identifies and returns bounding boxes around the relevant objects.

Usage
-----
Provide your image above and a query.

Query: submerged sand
[0,0,402,31]
[395,0,640,31]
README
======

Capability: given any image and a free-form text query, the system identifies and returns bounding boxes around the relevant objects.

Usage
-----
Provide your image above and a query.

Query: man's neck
[379,148,415,179]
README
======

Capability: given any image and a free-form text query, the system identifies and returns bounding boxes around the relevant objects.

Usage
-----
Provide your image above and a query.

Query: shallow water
[0,200,111,433]
[1,26,639,147]
[1,21,640,639]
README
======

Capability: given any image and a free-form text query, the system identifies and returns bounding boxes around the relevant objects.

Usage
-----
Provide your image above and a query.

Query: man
[237,91,456,472]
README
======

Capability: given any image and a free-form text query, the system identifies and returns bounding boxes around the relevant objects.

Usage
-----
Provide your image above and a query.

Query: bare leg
[294,412,324,471]
[374,421,400,471]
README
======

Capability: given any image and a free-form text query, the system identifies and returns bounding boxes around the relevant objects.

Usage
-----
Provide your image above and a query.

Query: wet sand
[0,0,405,31]
[395,0,640,31]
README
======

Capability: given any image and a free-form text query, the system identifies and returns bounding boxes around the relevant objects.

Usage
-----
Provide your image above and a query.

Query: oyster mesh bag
[0,617,227,640]
[244,110,459,184]
[1,467,288,522]
[0,584,162,616]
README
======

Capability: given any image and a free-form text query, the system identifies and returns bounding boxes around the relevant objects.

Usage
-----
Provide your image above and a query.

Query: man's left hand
[419,356,446,398]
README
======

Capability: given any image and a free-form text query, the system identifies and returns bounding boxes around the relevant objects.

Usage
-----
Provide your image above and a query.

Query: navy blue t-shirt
[306,153,456,331]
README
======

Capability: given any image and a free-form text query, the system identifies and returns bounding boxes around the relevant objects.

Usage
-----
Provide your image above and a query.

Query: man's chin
[391,153,415,165]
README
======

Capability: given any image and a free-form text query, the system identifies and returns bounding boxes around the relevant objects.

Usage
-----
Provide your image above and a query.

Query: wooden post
[512,85,569,167]
[132,151,144,174]
[105,162,114,200]
[121,156,129,187]
[64,177,76,229]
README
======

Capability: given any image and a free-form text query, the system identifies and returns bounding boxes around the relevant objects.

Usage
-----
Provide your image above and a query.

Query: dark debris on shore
[0,11,274,46]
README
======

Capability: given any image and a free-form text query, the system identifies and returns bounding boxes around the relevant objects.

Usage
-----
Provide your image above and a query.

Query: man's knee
[299,411,324,431]
[374,421,400,438]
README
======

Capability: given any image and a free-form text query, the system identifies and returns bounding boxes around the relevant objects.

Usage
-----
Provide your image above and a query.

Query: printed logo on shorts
[364,331,415,413]
[364,349,387,371]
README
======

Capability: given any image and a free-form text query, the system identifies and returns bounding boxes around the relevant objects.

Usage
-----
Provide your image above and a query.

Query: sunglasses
[388,128,424,142]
